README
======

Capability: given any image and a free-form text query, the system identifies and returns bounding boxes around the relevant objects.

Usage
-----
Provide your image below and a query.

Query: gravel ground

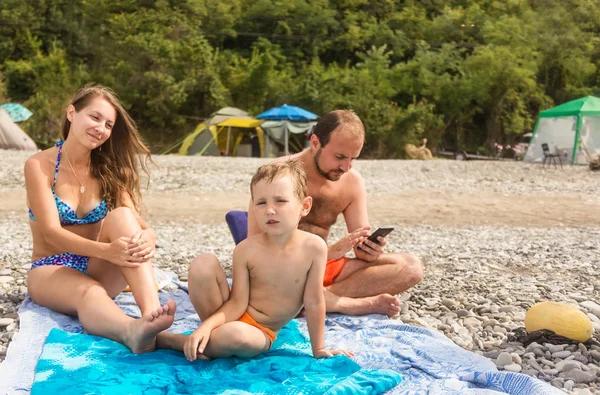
[3,151,600,195]
[0,150,599,394]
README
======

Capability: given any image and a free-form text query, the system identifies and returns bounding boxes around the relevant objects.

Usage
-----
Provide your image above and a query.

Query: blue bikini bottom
[30,253,90,274]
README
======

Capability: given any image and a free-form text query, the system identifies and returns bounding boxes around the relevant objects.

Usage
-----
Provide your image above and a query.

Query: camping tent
[179,108,266,157]
[524,96,600,165]
[261,120,317,155]
[0,108,37,150]
[204,107,250,125]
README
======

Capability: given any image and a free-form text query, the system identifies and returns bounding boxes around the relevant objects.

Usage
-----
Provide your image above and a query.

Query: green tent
[525,96,600,164]
[178,107,266,157]
[179,118,265,157]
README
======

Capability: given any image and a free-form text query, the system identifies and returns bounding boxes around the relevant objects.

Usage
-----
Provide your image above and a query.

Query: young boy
[158,160,352,361]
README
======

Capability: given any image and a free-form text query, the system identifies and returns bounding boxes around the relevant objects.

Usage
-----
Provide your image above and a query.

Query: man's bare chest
[301,183,350,234]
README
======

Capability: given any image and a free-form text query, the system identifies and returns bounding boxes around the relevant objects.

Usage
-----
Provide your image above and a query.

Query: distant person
[157,160,352,360]
[25,84,175,354]
[250,131,261,157]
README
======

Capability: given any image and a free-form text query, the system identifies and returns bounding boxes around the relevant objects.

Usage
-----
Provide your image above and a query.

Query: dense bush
[1,0,598,156]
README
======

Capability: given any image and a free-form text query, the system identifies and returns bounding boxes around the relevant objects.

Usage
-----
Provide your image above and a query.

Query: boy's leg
[155,332,190,352]
[203,322,271,358]
[187,253,230,320]
[156,321,270,357]
[156,253,230,350]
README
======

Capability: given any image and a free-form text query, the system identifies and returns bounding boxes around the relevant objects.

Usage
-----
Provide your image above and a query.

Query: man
[247,110,423,316]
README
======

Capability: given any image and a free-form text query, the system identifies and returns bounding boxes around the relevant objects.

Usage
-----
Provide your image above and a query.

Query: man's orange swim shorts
[237,312,277,348]
[323,257,351,287]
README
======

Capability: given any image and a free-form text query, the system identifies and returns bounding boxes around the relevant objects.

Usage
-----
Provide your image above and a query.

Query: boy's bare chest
[248,257,310,292]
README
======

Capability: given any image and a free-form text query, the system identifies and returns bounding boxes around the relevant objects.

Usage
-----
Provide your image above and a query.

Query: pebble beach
[1,150,599,394]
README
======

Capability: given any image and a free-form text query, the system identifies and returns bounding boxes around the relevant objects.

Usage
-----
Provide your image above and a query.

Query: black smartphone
[357,227,394,251]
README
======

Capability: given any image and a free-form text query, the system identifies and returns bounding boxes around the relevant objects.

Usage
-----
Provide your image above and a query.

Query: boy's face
[252,175,311,235]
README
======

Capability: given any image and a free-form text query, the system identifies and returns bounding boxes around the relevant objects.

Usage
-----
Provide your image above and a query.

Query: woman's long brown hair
[61,84,152,212]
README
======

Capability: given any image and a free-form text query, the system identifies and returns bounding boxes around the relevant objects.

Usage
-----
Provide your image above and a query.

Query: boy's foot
[126,299,177,354]
[336,294,401,317]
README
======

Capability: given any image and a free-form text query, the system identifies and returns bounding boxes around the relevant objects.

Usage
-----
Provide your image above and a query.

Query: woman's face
[67,97,117,149]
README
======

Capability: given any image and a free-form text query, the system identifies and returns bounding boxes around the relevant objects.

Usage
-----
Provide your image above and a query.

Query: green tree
[4,44,88,144]
[2,0,600,155]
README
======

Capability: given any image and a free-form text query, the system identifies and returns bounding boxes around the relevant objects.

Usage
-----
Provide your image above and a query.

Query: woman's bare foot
[333,294,401,317]
[125,299,177,354]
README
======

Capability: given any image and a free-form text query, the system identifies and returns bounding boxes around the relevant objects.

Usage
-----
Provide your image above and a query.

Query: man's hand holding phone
[355,227,394,262]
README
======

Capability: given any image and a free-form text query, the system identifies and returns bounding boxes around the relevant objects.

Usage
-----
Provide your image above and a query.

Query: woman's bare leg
[28,266,175,353]
[87,207,160,315]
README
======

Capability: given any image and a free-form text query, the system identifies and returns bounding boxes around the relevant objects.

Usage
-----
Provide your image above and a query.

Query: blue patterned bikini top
[28,141,108,226]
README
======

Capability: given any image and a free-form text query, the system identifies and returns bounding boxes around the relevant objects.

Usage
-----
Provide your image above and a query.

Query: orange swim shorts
[237,312,277,347]
[323,257,351,287]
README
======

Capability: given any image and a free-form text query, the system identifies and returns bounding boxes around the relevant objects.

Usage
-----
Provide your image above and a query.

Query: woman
[25,84,175,353]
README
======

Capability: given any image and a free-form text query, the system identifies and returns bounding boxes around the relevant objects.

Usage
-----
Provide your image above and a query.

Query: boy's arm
[183,244,251,361]
[304,237,355,359]
[303,237,328,356]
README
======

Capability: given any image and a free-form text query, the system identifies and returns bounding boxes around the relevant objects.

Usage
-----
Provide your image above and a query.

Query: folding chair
[541,143,563,168]
[225,210,248,245]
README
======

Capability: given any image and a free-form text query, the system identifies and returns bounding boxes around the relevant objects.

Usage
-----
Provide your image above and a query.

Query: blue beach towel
[32,321,401,395]
[300,316,563,394]
[0,283,563,394]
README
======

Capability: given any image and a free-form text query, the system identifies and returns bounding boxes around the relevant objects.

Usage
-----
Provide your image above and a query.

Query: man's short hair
[250,159,308,201]
[312,110,365,147]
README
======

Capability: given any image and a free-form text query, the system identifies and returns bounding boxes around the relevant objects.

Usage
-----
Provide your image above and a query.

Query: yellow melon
[524,301,593,343]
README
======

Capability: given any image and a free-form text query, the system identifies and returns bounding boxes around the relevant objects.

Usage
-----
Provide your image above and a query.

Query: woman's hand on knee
[127,249,155,263]
[107,237,141,268]
[127,229,156,262]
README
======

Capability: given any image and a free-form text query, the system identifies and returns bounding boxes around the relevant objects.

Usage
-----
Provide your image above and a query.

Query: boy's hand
[184,326,212,361]
[313,348,355,359]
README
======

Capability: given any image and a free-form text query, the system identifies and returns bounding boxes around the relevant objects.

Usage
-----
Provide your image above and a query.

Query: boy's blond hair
[250,159,308,201]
